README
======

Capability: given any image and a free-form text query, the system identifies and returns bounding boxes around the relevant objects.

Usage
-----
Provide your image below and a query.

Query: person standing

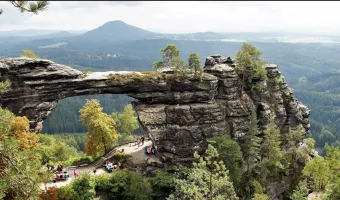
[141,136,145,145]
[77,161,81,168]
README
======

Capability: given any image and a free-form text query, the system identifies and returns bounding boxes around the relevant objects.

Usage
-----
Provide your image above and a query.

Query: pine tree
[240,111,263,198]
[260,120,284,183]
[167,144,239,200]
[290,180,309,200]
[0,1,49,16]
[235,43,267,97]
[188,52,203,78]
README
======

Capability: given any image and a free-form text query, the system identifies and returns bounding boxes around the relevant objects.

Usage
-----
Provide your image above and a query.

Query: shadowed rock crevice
[0,56,310,165]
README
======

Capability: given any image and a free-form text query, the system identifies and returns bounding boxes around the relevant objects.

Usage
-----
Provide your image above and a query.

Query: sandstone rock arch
[0,56,310,164]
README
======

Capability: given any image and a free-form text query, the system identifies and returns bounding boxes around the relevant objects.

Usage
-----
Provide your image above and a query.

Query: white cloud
[0,1,339,35]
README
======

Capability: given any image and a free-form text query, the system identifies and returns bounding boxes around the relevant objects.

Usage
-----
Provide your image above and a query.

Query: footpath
[41,140,153,189]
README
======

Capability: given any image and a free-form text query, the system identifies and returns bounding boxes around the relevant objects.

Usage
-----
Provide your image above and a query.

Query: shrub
[93,173,111,192]
[0,80,11,94]
[69,173,95,200]
[58,184,73,200]
[148,169,176,200]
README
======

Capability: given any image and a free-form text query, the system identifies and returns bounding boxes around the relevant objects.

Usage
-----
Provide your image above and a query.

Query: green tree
[282,125,305,172]
[240,112,263,198]
[153,44,180,69]
[324,145,340,199]
[0,80,11,94]
[208,135,243,187]
[79,99,119,156]
[260,120,284,184]
[303,156,330,192]
[69,174,95,200]
[169,56,189,78]
[0,1,49,15]
[168,144,239,200]
[21,50,39,59]
[0,138,51,200]
[188,52,203,78]
[152,44,189,78]
[235,43,267,96]
[125,172,153,200]
[111,104,139,144]
[290,180,309,200]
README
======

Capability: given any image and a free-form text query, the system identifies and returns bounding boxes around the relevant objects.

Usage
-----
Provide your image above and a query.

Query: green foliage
[168,144,239,200]
[21,49,39,59]
[51,133,87,152]
[58,184,73,200]
[303,156,330,191]
[0,138,51,199]
[290,180,309,200]
[0,107,15,137]
[252,82,265,92]
[0,1,49,16]
[252,193,269,200]
[188,52,203,79]
[69,173,96,200]
[235,43,268,96]
[235,43,268,80]
[240,111,263,198]
[153,44,180,69]
[93,173,111,192]
[0,80,11,94]
[148,168,176,200]
[125,172,153,200]
[37,134,88,166]
[208,135,243,187]
[111,104,140,144]
[260,121,285,184]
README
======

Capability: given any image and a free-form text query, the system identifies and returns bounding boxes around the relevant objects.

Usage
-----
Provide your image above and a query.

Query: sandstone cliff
[0,56,310,164]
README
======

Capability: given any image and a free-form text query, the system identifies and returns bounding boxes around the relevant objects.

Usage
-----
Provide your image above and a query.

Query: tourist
[74,170,79,178]
[141,136,145,145]
[77,161,81,168]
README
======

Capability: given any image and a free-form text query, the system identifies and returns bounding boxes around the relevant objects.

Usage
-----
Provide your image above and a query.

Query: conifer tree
[168,144,239,200]
[0,1,49,16]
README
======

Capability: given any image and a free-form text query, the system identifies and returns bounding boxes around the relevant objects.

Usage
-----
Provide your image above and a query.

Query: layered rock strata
[0,57,310,165]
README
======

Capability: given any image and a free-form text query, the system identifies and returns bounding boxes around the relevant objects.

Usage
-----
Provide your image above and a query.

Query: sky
[0,1,340,35]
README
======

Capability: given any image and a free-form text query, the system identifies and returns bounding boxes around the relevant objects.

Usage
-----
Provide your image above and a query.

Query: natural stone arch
[0,57,310,164]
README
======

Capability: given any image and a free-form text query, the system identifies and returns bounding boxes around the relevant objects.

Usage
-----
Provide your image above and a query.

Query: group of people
[56,164,63,172]
[105,160,121,173]
[135,136,145,147]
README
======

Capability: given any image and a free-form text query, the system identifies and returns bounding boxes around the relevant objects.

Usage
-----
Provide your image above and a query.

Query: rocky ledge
[0,56,310,166]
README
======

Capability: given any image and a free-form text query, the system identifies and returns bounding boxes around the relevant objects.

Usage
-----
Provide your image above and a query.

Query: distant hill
[0,29,87,37]
[0,31,78,44]
[78,20,160,42]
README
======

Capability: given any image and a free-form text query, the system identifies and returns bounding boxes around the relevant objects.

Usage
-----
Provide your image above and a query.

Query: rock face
[0,57,310,164]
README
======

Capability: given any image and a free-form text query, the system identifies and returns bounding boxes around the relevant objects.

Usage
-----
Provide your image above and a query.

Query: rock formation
[0,57,310,165]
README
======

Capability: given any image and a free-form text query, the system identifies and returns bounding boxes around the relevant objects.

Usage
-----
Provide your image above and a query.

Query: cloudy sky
[0,1,339,35]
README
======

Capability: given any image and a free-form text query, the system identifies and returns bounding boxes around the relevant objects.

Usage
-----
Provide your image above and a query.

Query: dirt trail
[41,140,153,190]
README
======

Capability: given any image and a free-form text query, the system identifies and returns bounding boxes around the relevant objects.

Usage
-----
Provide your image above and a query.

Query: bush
[93,173,110,192]
[58,184,73,200]
[148,169,176,200]
[69,173,95,200]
